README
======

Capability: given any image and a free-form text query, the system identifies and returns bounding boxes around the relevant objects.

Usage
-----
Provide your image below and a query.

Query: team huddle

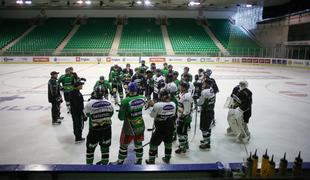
[47,61,252,165]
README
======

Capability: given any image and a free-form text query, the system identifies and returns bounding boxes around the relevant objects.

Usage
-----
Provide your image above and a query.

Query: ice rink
[0,63,309,165]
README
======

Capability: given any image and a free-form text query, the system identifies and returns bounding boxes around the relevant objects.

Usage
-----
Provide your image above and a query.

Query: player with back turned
[48,71,63,125]
[145,89,176,164]
[84,87,114,165]
[113,82,146,165]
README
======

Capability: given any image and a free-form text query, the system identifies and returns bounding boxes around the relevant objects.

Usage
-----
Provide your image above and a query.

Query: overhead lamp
[85,0,91,5]
[76,0,83,4]
[246,4,252,8]
[136,0,142,5]
[144,0,151,6]
[16,0,23,4]
[188,1,200,6]
[24,0,31,4]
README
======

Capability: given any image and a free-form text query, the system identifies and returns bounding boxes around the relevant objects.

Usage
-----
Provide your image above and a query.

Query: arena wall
[0,56,309,69]
[0,9,234,19]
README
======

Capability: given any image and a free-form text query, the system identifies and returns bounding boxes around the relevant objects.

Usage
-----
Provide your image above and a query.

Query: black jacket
[70,89,84,116]
[48,78,62,103]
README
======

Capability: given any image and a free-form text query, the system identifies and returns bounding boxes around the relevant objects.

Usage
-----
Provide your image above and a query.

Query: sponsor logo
[169,58,183,62]
[277,60,282,64]
[92,101,111,108]
[122,58,126,62]
[259,59,265,63]
[3,57,14,62]
[282,60,287,65]
[253,59,259,63]
[149,57,166,63]
[112,58,121,62]
[305,61,310,66]
[288,60,292,65]
[232,58,240,63]
[33,57,49,62]
[131,99,145,106]
[80,58,90,62]
[246,59,253,63]
[200,58,205,62]
[272,59,277,64]
[264,59,271,64]
[241,58,247,63]
[163,105,174,110]
[76,57,80,62]
[106,57,111,62]
[293,61,303,65]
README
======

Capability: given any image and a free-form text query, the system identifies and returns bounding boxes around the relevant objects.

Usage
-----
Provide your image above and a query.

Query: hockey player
[48,71,63,125]
[204,69,219,127]
[93,76,111,99]
[150,63,156,73]
[114,82,146,165]
[161,62,169,77]
[84,87,114,165]
[164,74,178,110]
[131,68,146,96]
[123,64,134,77]
[58,68,74,113]
[70,81,87,143]
[145,89,176,164]
[122,64,133,96]
[198,68,205,80]
[153,69,165,102]
[173,71,181,89]
[181,74,195,96]
[175,82,193,154]
[227,81,252,143]
[139,60,149,74]
[145,70,155,101]
[109,65,124,104]
[181,67,193,82]
[197,80,215,149]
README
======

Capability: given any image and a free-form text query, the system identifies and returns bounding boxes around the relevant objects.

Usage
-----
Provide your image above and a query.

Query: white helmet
[239,80,248,90]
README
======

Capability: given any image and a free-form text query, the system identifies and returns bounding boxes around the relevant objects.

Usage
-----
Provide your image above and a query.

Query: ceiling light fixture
[246,4,252,8]
[188,1,200,6]
[85,0,91,5]
[144,0,151,6]
[136,0,142,5]
[16,0,23,4]
[24,0,31,4]
[76,0,83,4]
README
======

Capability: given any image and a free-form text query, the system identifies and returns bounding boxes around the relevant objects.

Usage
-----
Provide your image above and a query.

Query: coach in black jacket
[70,81,87,143]
[48,71,63,125]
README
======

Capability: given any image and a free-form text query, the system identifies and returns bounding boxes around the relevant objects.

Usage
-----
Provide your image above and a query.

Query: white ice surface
[0,63,309,165]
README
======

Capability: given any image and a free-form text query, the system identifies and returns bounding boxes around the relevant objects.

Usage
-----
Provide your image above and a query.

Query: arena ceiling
[1,0,291,9]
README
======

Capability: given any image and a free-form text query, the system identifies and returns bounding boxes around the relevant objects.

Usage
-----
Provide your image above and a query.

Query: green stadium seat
[167,18,219,55]
[63,18,116,55]
[8,18,74,55]
[207,19,260,56]
[0,19,31,49]
[118,18,166,56]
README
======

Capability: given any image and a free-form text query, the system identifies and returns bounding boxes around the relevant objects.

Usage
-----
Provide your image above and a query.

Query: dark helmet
[128,82,138,92]
[92,86,104,99]
[205,68,212,77]
[173,71,179,76]
[99,76,105,80]
[159,88,170,98]
[180,81,189,90]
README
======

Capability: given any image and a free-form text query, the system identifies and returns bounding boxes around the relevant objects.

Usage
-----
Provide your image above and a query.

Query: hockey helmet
[239,80,248,90]
[128,82,138,92]
[99,76,105,80]
[205,69,212,77]
[180,81,189,90]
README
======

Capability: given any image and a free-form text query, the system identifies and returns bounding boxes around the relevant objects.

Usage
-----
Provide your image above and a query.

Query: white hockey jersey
[150,101,176,121]
[178,92,193,117]
[84,98,114,128]
[197,88,215,110]
[153,75,165,94]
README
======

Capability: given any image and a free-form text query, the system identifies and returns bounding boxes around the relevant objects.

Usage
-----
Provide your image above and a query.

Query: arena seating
[63,18,116,55]
[8,18,74,55]
[0,19,31,49]
[207,19,260,56]
[118,18,166,56]
[167,18,220,55]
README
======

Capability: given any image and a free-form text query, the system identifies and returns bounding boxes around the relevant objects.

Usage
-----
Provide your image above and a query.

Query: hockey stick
[234,118,249,156]
[143,121,155,147]
[190,103,198,142]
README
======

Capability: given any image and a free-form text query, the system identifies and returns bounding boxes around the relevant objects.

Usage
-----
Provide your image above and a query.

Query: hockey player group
[47,61,252,165]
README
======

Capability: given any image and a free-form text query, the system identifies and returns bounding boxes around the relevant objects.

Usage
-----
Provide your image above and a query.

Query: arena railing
[1,47,309,60]
[0,162,309,179]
